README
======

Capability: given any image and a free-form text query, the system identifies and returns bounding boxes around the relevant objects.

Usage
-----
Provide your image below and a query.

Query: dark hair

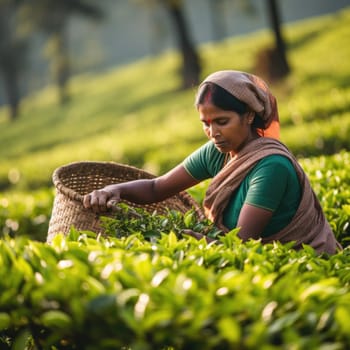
[195,82,265,129]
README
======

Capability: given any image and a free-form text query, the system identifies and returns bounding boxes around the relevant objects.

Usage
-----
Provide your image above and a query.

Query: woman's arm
[236,203,273,241]
[83,164,200,213]
[184,204,273,243]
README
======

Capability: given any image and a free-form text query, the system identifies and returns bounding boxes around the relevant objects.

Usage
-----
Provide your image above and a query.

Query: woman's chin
[214,143,230,152]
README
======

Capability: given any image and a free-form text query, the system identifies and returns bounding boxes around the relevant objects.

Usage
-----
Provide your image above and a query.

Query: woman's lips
[214,140,227,147]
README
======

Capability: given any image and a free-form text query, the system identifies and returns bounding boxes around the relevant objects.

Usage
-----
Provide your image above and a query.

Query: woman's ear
[246,111,255,124]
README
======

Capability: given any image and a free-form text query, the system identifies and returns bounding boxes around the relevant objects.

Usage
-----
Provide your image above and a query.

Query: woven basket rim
[52,161,204,217]
[52,161,156,203]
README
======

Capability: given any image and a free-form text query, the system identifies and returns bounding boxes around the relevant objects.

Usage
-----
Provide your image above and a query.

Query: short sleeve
[245,156,295,211]
[183,141,226,180]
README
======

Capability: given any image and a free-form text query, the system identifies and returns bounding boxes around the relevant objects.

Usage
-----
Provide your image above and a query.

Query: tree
[137,0,201,89]
[20,0,104,104]
[161,0,201,88]
[265,0,290,78]
[0,0,27,120]
[0,0,104,120]
[207,0,290,81]
[255,0,290,81]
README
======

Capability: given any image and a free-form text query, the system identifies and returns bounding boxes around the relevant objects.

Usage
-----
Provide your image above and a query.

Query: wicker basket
[47,161,204,242]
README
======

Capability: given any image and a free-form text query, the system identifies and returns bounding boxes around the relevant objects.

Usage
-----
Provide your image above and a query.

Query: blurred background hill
[0,0,348,108]
[0,3,349,190]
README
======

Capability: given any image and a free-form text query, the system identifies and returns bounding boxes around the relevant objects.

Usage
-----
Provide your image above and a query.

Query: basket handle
[56,181,84,203]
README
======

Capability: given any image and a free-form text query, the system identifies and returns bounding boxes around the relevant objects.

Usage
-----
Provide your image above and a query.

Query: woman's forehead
[198,104,235,121]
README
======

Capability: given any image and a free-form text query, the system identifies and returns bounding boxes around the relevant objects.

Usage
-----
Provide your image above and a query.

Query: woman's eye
[201,118,228,127]
[217,119,228,125]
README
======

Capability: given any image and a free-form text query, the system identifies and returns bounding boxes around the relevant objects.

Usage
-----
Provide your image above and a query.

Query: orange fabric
[256,86,280,139]
[257,119,280,139]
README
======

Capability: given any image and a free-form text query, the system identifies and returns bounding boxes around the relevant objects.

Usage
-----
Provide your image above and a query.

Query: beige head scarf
[200,70,280,139]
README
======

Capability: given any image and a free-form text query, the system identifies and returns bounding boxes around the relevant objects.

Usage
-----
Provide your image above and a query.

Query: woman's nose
[209,125,219,137]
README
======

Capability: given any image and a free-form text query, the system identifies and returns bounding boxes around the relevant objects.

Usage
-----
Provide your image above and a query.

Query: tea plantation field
[0,7,349,349]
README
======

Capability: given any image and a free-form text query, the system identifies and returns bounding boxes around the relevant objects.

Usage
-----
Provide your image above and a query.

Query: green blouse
[183,141,301,237]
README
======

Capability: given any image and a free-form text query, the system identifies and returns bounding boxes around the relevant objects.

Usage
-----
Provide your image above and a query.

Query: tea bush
[0,189,54,242]
[1,151,349,246]
[299,151,350,246]
[0,221,349,349]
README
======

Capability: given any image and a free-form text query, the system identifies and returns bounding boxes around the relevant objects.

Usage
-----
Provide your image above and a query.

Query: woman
[83,70,341,254]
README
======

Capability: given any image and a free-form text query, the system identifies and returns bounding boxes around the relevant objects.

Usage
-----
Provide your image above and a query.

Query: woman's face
[198,102,256,155]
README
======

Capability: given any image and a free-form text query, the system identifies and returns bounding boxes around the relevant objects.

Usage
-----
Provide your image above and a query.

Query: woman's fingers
[91,190,109,213]
[83,189,118,213]
[83,193,92,209]
[107,199,119,209]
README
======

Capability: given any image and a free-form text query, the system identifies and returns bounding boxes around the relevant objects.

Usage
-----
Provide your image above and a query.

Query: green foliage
[0,189,54,242]
[0,8,349,190]
[0,229,349,349]
[100,203,222,241]
[299,151,350,245]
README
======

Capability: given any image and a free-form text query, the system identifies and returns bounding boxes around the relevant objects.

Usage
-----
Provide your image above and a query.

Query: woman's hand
[83,187,121,213]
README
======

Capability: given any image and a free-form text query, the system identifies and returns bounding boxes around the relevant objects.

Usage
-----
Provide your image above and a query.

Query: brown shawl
[203,138,342,254]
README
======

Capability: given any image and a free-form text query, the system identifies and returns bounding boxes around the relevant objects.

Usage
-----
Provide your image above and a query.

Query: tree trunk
[1,65,20,120]
[55,28,70,105]
[164,1,201,89]
[265,0,290,79]
[47,26,70,105]
[0,3,21,120]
